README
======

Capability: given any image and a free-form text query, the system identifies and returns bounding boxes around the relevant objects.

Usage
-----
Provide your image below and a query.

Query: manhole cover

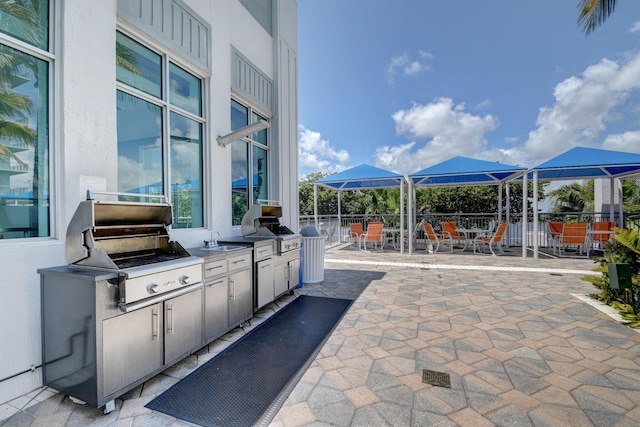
[422,369,451,388]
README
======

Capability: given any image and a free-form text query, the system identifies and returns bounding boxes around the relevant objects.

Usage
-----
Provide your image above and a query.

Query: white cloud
[603,130,640,152]
[385,51,433,84]
[382,98,499,174]
[298,125,350,175]
[510,52,640,165]
[630,21,640,33]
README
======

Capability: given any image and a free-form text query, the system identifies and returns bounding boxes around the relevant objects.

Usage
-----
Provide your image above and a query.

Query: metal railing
[299,211,640,249]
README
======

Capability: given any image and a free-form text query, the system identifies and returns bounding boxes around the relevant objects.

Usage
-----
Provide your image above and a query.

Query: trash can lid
[300,225,320,236]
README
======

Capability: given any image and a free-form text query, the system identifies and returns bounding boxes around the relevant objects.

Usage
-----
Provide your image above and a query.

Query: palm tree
[578,0,617,35]
[548,181,595,212]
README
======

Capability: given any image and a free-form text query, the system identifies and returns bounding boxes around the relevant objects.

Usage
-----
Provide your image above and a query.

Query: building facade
[0,0,298,404]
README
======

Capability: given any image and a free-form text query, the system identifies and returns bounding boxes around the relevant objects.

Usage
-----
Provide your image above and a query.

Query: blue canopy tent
[408,156,527,254]
[526,146,640,258]
[314,164,408,252]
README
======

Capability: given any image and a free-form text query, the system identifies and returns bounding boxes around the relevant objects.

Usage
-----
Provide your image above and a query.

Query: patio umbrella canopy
[313,164,408,252]
[526,146,640,258]
[315,164,406,190]
[409,156,527,187]
[408,156,527,254]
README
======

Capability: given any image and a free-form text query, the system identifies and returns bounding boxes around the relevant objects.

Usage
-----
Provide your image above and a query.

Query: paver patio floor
[2,244,640,426]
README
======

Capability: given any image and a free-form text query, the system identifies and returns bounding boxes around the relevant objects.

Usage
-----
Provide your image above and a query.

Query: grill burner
[111,251,186,269]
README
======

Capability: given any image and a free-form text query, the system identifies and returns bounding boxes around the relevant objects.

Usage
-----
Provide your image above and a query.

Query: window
[116,31,204,228]
[231,99,269,225]
[0,0,51,239]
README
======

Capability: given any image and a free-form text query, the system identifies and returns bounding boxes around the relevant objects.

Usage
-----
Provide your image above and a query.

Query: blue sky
[297,1,640,178]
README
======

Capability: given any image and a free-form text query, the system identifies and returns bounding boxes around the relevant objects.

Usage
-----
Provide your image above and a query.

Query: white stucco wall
[0,0,298,405]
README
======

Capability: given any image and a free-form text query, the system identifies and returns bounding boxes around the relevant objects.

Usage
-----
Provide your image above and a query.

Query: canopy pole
[609,177,615,225]
[617,178,623,227]
[313,183,318,229]
[533,171,539,260]
[506,183,511,246]
[408,180,414,254]
[337,191,342,242]
[498,182,503,222]
[522,173,528,258]
[400,179,405,254]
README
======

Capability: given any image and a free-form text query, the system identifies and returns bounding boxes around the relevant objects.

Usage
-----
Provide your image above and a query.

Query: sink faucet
[204,231,221,248]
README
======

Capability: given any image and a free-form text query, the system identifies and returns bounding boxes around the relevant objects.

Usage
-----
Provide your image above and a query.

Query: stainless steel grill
[240,202,301,255]
[65,191,203,310]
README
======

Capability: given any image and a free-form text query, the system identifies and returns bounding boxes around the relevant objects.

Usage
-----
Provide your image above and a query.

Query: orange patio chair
[473,222,508,256]
[558,222,588,257]
[423,222,453,253]
[548,221,564,255]
[360,221,385,251]
[349,223,364,247]
[588,221,616,256]
[441,221,466,248]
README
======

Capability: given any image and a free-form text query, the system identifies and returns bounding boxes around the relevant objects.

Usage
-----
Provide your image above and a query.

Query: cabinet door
[274,261,287,298]
[256,258,274,309]
[102,304,163,397]
[288,257,300,290]
[229,268,252,327]
[205,277,229,342]
[165,288,203,364]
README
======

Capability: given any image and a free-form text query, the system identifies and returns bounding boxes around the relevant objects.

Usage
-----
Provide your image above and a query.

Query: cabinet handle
[167,304,174,335]
[232,258,247,264]
[152,308,159,341]
[230,279,235,300]
[207,279,226,287]
[206,265,224,272]
[260,264,271,269]
[287,264,291,280]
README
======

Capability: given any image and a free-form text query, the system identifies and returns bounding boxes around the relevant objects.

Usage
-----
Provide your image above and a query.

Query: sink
[202,245,245,252]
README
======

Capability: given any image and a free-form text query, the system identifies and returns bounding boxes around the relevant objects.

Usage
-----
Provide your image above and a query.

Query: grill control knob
[179,275,191,285]
[147,283,160,294]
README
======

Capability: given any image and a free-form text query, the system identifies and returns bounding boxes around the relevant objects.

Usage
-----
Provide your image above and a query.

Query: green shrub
[581,228,640,327]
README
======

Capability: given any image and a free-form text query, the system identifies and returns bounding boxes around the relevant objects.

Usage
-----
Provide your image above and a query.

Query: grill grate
[422,369,451,388]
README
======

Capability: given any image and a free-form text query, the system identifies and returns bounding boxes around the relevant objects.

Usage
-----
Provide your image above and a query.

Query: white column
[533,171,539,259]
[522,173,528,258]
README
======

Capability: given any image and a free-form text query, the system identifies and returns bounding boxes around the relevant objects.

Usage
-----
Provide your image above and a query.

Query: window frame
[230,97,271,226]
[0,0,54,241]
[116,28,207,230]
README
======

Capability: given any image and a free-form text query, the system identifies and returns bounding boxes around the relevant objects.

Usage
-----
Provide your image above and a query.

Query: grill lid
[65,191,189,269]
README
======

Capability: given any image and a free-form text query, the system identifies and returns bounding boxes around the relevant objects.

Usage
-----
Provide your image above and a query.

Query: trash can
[300,226,326,283]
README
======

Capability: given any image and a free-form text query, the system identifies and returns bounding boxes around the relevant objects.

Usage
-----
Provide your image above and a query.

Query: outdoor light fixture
[216,120,270,147]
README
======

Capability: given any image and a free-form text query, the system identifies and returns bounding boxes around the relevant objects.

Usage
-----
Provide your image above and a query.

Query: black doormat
[146,295,352,427]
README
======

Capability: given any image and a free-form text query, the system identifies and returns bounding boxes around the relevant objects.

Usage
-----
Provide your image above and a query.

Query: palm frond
[578,0,617,35]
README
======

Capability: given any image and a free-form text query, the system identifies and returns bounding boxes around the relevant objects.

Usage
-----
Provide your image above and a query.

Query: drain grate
[422,369,451,388]
[549,273,563,276]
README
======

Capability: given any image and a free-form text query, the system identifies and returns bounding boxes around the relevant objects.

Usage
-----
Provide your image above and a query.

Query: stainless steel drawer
[204,259,227,278]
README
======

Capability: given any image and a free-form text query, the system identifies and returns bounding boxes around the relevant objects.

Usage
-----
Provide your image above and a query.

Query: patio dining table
[383,228,406,250]
[455,227,490,251]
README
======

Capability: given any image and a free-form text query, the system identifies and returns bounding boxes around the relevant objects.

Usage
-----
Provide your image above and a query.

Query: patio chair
[548,221,564,255]
[349,223,364,247]
[587,221,616,256]
[557,222,588,257]
[441,221,466,248]
[360,221,385,251]
[423,222,453,253]
[473,221,508,256]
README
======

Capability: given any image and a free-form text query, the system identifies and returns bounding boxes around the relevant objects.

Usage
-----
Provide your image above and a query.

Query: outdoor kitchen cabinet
[198,248,253,338]
[103,287,203,397]
[274,249,301,295]
[254,240,275,309]
[202,256,229,343]
[39,266,205,410]
[228,252,253,328]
